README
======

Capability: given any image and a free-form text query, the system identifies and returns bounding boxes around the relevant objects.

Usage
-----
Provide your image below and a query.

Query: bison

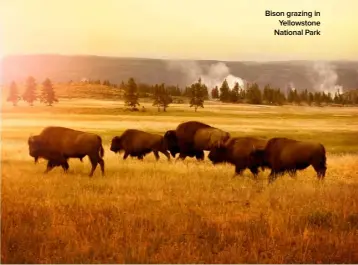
[110,129,170,161]
[208,137,268,178]
[163,130,204,160]
[250,137,327,183]
[164,121,230,161]
[28,126,105,177]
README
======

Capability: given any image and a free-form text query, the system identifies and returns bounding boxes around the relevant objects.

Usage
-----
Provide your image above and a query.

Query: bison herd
[27,121,327,183]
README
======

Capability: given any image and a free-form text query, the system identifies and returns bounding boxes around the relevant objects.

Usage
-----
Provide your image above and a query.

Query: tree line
[7,76,358,111]
[7,76,58,106]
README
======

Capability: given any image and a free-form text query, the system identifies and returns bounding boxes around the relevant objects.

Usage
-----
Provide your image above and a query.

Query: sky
[0,0,357,61]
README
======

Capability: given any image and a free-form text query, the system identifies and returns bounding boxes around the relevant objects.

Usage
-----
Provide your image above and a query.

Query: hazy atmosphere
[1,0,358,264]
[1,0,358,61]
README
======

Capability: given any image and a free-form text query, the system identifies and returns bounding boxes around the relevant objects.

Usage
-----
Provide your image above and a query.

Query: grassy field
[2,99,358,263]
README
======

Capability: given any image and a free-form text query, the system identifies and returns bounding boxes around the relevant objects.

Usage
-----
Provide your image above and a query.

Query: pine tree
[189,78,206,112]
[7,81,20,106]
[219,79,230,102]
[40,78,58,106]
[152,84,172,112]
[23,76,37,106]
[124,77,140,110]
[246,83,262,104]
[230,82,240,103]
[211,86,219,99]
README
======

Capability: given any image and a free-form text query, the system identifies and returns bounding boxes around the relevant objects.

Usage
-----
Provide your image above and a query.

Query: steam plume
[166,61,245,96]
[312,61,343,96]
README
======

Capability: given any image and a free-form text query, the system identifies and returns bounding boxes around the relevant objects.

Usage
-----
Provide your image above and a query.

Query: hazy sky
[1,0,357,61]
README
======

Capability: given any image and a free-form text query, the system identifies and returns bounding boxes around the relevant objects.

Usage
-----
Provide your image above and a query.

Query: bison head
[208,146,228,164]
[249,144,267,167]
[163,130,180,158]
[28,135,42,163]
[110,136,122,153]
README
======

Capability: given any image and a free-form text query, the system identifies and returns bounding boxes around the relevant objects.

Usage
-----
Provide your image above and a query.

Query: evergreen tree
[40,78,58,106]
[152,84,173,112]
[211,86,219,99]
[23,76,37,106]
[219,79,230,102]
[230,82,240,103]
[189,78,206,112]
[124,77,140,110]
[7,81,20,106]
[246,83,262,104]
[308,92,314,106]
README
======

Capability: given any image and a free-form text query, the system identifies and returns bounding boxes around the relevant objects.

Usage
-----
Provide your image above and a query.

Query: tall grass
[2,100,358,263]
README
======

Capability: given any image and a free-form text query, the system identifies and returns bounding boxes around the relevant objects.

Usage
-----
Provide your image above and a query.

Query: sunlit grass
[2,99,358,263]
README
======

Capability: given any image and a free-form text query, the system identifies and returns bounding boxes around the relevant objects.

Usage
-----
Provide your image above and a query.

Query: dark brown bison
[208,137,268,178]
[164,121,230,161]
[250,137,327,183]
[163,130,204,160]
[28,126,105,177]
[110,129,170,161]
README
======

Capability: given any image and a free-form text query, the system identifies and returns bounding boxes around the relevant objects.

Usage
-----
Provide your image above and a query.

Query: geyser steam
[166,61,245,96]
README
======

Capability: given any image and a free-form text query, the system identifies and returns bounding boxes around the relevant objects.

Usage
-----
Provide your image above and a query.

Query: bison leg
[249,166,259,179]
[61,161,69,173]
[153,151,160,161]
[44,161,56,174]
[123,152,129,160]
[88,156,99,177]
[195,151,205,161]
[234,166,244,177]
[176,153,187,161]
[268,171,278,184]
[98,157,105,176]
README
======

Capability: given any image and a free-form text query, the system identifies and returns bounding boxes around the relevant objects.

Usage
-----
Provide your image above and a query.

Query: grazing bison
[110,129,170,161]
[250,137,327,183]
[28,126,105,177]
[208,137,268,178]
[163,130,204,159]
[164,121,230,161]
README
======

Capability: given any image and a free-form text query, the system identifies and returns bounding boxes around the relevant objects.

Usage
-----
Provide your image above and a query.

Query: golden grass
[2,99,358,263]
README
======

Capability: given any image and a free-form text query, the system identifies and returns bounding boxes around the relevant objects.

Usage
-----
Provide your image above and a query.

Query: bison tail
[99,144,104,158]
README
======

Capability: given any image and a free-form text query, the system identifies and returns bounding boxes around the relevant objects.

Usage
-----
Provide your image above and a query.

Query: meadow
[1,99,358,263]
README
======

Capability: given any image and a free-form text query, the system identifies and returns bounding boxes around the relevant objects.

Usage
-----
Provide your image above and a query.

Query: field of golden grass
[2,99,358,263]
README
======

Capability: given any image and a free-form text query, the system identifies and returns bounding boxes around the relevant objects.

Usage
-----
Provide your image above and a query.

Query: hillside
[2,54,358,92]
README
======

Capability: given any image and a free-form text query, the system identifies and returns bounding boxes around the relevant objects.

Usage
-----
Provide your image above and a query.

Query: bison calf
[28,126,105,177]
[251,137,327,183]
[110,129,170,161]
[208,137,268,178]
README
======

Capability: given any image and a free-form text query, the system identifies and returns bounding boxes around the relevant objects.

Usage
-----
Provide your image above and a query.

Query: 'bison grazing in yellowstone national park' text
[110,129,171,160]
[28,126,105,176]
[250,137,327,183]
[208,136,268,178]
[164,121,230,160]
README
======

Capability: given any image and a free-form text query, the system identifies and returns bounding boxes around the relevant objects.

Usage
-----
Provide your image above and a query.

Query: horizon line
[2,53,358,63]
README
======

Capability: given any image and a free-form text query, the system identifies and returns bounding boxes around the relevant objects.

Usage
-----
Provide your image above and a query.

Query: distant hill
[2,54,358,92]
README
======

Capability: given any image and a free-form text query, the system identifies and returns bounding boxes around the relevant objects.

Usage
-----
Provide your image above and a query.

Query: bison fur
[208,137,268,178]
[251,137,327,183]
[28,126,105,176]
[110,129,170,161]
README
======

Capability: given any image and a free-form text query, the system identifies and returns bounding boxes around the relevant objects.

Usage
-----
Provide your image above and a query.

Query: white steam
[312,61,343,96]
[166,61,245,96]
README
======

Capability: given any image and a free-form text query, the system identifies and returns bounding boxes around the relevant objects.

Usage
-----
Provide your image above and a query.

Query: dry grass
[2,99,358,263]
